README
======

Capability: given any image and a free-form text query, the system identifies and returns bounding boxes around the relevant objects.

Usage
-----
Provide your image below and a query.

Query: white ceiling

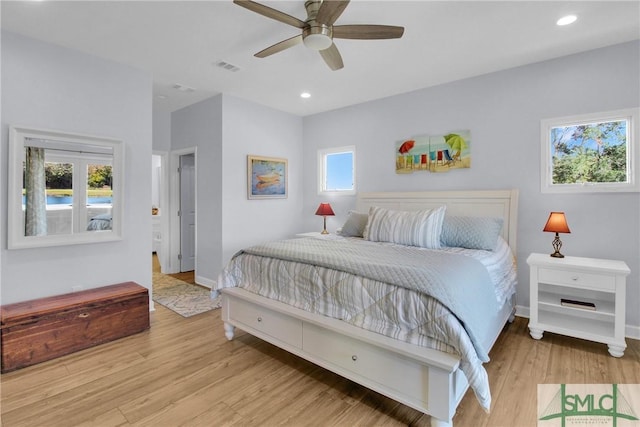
[2,1,639,116]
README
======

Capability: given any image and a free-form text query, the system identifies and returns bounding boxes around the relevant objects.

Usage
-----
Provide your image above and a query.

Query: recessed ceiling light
[300,92,311,99]
[557,15,577,26]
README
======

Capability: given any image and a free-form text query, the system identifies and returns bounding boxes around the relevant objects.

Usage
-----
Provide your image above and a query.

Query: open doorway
[151,153,163,262]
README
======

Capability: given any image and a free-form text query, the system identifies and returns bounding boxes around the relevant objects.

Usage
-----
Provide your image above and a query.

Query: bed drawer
[228,297,302,348]
[538,267,615,291]
[303,322,429,406]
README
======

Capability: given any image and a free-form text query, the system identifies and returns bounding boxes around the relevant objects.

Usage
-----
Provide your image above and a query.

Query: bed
[216,190,518,427]
[86,213,112,231]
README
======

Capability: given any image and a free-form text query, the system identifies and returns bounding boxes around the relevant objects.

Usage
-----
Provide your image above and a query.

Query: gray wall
[169,94,304,283]
[302,41,640,333]
[171,96,224,282]
[1,32,153,304]
[221,95,305,264]
[152,105,172,152]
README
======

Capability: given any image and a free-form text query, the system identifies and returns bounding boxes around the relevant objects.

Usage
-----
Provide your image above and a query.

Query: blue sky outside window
[326,152,353,191]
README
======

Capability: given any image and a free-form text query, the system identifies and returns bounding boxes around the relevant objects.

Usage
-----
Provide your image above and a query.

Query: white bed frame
[221,189,518,427]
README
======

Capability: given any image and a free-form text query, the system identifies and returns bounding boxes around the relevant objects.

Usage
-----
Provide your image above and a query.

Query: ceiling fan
[233,0,405,71]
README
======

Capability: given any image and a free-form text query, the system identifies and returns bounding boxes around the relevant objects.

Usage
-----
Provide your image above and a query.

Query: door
[179,154,196,272]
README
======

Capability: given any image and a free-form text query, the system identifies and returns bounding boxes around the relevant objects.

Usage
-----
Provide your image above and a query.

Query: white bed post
[223,323,235,340]
[431,418,453,427]
[428,366,457,427]
[221,295,235,340]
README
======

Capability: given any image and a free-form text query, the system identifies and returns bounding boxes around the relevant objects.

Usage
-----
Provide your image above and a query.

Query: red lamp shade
[543,212,571,234]
[315,203,334,234]
[543,212,570,258]
[315,203,335,217]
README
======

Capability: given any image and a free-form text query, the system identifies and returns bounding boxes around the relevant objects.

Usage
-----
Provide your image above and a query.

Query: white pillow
[337,211,368,237]
[363,205,446,249]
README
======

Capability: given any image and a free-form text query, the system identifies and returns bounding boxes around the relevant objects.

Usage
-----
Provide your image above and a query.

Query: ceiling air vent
[214,60,241,72]
[172,83,195,93]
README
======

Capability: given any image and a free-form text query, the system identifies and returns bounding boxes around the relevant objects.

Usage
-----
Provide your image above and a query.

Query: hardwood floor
[1,273,639,426]
[153,254,195,285]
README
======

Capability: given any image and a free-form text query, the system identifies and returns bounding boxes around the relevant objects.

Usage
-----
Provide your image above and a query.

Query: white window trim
[541,107,639,194]
[8,125,123,249]
[317,145,356,196]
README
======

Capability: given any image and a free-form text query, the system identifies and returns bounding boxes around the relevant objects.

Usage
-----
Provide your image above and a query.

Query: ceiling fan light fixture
[303,33,332,50]
[303,24,333,50]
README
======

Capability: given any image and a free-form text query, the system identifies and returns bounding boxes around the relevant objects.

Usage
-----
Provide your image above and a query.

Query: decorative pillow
[86,213,112,231]
[337,211,368,237]
[91,213,112,221]
[363,205,446,249]
[440,216,504,251]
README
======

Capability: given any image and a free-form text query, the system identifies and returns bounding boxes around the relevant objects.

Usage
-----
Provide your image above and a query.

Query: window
[318,146,355,195]
[35,149,113,235]
[541,108,639,193]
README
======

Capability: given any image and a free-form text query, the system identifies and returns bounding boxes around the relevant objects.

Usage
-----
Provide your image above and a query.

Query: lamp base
[320,215,329,235]
[550,233,564,258]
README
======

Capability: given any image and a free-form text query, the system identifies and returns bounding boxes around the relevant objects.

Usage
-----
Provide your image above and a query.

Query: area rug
[152,272,221,317]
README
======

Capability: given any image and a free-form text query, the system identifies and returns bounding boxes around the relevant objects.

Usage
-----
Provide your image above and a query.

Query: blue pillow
[440,216,503,251]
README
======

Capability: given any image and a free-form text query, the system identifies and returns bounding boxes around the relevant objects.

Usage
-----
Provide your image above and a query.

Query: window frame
[317,145,356,196]
[540,108,639,194]
[8,125,123,249]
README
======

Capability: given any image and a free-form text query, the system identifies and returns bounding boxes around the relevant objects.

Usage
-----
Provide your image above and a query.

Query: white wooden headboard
[356,189,519,252]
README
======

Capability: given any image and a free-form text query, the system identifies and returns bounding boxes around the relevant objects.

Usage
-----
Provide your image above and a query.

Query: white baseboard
[626,324,640,340]
[515,305,640,340]
[195,275,215,289]
[515,304,529,319]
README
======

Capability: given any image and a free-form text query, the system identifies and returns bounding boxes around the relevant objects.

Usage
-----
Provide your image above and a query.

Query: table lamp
[543,212,571,258]
[315,203,335,234]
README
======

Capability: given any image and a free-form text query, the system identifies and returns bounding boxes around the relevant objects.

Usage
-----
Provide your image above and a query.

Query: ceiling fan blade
[333,25,405,40]
[255,34,303,58]
[233,0,306,29]
[315,0,350,26]
[319,44,344,71]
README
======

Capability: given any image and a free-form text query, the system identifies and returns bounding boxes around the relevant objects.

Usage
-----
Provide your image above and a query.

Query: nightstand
[527,253,630,357]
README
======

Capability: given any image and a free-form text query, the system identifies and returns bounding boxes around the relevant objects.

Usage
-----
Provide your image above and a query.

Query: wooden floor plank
[2,267,639,427]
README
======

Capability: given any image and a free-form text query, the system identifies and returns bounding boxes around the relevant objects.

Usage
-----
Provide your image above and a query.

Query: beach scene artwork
[247,155,287,199]
[396,130,471,174]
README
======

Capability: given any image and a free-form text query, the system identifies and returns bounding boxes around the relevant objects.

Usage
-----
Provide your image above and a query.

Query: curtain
[24,147,47,236]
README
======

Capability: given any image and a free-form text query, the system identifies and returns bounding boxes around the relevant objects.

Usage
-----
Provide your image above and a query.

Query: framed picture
[247,155,288,199]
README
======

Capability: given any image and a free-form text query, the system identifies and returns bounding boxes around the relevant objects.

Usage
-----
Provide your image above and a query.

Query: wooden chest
[1,282,149,373]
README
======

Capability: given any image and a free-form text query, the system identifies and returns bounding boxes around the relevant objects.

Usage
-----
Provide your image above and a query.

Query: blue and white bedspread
[217,236,516,411]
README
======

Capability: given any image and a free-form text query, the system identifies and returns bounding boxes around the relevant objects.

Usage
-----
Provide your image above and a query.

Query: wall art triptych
[395,130,471,174]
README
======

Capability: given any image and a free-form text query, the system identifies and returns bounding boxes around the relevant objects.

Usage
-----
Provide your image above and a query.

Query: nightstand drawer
[538,268,615,291]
